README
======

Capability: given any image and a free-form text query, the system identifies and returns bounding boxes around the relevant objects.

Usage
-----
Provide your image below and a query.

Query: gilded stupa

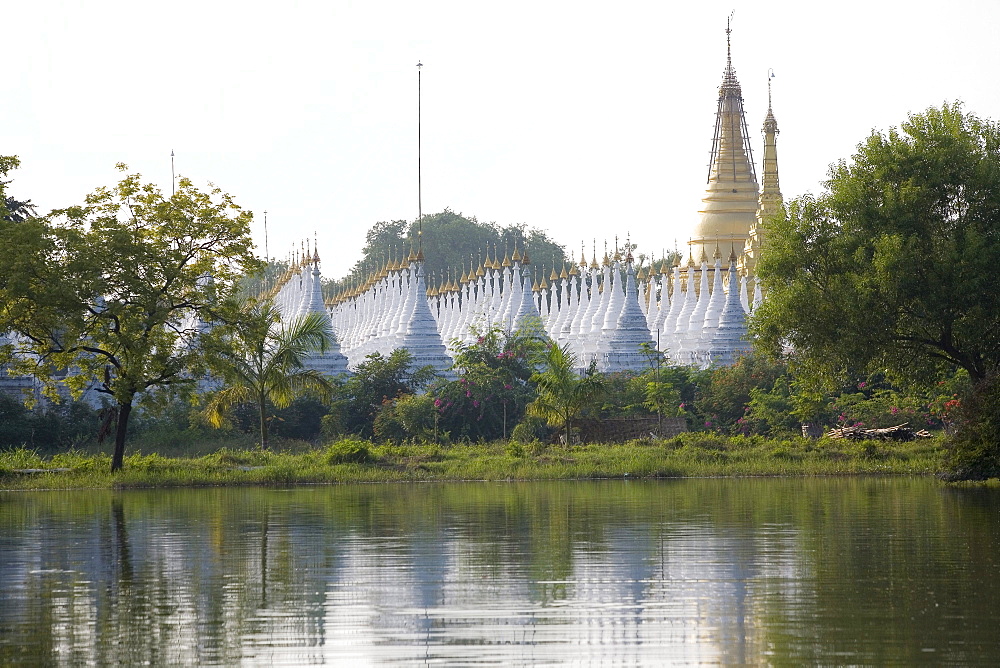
[688,20,760,270]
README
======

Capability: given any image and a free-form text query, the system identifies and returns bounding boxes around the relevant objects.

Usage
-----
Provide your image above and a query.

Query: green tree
[325,210,569,299]
[526,343,605,444]
[753,103,1000,476]
[1,155,37,224]
[334,349,436,438]
[694,353,785,434]
[203,297,337,449]
[0,166,259,471]
[432,324,545,441]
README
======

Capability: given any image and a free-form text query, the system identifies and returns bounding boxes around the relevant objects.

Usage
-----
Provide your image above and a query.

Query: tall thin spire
[742,68,783,289]
[726,11,733,69]
[689,18,760,270]
[416,61,423,255]
[263,210,269,261]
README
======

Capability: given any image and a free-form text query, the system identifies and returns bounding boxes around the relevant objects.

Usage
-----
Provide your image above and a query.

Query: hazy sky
[7,0,1000,276]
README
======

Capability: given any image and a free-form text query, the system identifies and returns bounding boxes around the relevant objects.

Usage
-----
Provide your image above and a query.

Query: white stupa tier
[272,252,351,377]
[311,248,755,373]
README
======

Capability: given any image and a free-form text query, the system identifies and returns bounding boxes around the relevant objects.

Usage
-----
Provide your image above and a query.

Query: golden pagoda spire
[689,16,760,270]
[743,68,783,284]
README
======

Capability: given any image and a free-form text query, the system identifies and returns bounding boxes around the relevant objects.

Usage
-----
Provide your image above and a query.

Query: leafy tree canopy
[0,155,38,224]
[324,209,568,298]
[527,343,605,444]
[753,103,1000,387]
[0,165,260,471]
[203,296,337,449]
[332,349,436,438]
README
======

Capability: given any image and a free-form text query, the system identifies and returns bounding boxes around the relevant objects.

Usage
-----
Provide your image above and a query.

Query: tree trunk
[259,392,269,450]
[110,400,133,473]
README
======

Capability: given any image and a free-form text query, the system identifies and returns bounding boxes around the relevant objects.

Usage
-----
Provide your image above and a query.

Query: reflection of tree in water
[1,480,999,663]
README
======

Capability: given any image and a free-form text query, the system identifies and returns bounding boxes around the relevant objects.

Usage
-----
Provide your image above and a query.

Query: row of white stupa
[271,246,755,377]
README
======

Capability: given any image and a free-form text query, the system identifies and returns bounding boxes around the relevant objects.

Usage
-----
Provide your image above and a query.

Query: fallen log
[826,423,932,442]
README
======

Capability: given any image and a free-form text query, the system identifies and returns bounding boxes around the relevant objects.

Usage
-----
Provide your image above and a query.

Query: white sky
[6,0,1000,277]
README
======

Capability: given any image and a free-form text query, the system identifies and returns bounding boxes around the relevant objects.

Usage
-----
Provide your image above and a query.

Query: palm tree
[205,297,337,448]
[526,343,605,444]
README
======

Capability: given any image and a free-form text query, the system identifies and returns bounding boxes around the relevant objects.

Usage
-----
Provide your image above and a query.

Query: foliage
[432,324,544,441]
[0,166,260,471]
[753,104,1000,477]
[598,372,649,416]
[1,155,37,224]
[526,343,605,443]
[510,415,551,444]
[333,349,437,438]
[326,438,375,465]
[0,395,102,453]
[203,297,337,448]
[0,434,947,490]
[941,376,1000,479]
[693,353,785,434]
[754,103,1000,385]
[225,396,331,443]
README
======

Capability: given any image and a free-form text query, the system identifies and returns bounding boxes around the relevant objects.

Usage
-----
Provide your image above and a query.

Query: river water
[1,478,998,665]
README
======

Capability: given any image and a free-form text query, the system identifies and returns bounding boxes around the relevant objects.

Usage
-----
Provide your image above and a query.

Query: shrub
[943,377,1000,480]
[327,438,375,465]
[510,415,550,444]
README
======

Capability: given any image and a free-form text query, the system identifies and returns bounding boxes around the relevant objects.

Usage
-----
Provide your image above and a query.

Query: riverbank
[0,433,950,491]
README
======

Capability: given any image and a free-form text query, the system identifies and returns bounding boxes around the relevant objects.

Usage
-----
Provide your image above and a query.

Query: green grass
[0,432,954,491]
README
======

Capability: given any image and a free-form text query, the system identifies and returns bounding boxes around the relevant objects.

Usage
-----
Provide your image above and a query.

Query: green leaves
[527,343,605,443]
[0,167,260,468]
[753,103,1000,387]
[203,297,338,448]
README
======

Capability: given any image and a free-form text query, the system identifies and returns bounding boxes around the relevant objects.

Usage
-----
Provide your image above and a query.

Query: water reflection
[1,478,998,664]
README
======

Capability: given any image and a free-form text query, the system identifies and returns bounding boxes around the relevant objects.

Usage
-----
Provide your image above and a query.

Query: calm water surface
[1,478,998,665]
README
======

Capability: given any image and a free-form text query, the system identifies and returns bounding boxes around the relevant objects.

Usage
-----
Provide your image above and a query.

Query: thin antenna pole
[171,149,175,196]
[263,210,269,261]
[416,61,423,254]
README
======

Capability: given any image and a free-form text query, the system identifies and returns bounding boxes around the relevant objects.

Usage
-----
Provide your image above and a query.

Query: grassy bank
[0,433,949,491]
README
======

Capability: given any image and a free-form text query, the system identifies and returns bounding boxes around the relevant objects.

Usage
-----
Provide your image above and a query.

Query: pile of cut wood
[826,423,932,442]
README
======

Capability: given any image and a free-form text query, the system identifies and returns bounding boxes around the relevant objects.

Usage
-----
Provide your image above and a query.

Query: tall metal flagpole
[263,210,269,261]
[417,61,423,253]
[171,149,175,196]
